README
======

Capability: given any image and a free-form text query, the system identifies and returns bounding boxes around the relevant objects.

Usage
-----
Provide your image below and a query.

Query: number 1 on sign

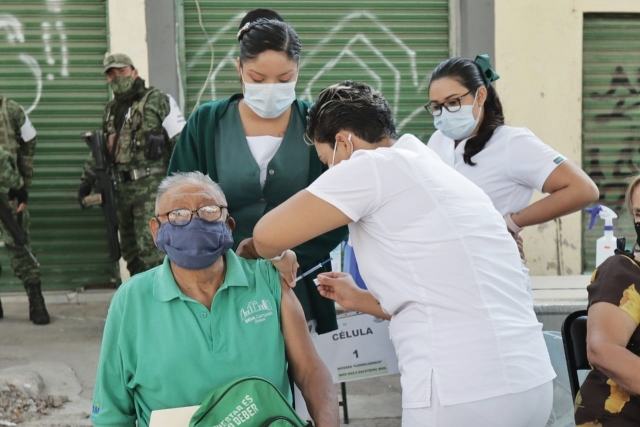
[353,350,359,358]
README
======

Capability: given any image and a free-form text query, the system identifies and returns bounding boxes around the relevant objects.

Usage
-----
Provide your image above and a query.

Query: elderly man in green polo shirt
[91,171,338,427]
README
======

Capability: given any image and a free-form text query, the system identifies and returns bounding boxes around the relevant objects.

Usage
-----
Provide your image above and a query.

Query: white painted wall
[107,0,149,81]
[495,0,640,275]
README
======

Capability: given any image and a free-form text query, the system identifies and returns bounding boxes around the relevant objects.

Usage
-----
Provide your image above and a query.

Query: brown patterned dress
[574,253,640,427]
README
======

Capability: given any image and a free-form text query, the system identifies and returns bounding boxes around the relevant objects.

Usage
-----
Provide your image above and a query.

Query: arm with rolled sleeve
[142,90,170,131]
[505,128,599,229]
[144,91,186,151]
[91,297,136,427]
[158,94,186,151]
[7,100,36,187]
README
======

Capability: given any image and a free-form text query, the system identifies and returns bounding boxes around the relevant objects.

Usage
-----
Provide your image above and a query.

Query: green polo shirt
[91,252,290,427]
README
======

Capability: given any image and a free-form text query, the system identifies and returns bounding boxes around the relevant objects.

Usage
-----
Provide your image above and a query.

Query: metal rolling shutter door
[582,13,640,272]
[181,0,450,142]
[0,0,115,290]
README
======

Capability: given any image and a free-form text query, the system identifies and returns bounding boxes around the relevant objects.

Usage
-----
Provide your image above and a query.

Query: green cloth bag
[189,377,312,427]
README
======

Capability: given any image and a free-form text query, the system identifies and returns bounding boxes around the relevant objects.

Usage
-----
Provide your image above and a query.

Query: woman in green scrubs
[168,8,346,334]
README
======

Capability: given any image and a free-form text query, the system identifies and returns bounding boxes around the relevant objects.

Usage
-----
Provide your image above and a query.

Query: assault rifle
[81,130,121,261]
[0,197,39,266]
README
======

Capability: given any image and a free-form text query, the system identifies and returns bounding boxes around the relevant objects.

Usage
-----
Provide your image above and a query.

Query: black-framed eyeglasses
[155,205,227,226]
[424,90,473,116]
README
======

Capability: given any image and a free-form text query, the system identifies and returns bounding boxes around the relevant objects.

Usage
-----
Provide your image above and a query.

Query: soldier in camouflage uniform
[0,97,49,325]
[77,53,185,277]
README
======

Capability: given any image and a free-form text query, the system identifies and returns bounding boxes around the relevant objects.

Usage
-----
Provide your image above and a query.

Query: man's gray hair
[155,171,227,213]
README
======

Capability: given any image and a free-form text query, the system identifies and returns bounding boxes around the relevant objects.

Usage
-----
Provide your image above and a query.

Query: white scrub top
[427,125,565,216]
[246,135,284,189]
[307,134,555,409]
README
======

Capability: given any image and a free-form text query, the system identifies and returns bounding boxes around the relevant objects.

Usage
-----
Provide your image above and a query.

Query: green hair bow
[475,54,500,86]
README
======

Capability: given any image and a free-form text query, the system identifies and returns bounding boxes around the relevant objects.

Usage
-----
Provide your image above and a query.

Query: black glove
[8,186,28,205]
[77,179,93,208]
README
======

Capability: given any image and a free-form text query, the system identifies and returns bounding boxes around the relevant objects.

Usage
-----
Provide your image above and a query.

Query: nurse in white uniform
[251,80,556,427]
[427,55,599,289]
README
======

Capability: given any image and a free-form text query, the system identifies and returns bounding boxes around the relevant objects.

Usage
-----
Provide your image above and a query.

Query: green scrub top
[168,95,347,333]
[90,253,290,427]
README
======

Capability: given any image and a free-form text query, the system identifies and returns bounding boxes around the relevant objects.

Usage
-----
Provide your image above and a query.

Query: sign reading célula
[312,312,399,383]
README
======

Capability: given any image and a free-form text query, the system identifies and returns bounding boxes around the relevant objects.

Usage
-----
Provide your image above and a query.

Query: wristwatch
[504,212,524,234]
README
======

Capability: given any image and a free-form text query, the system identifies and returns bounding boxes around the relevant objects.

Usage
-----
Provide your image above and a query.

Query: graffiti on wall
[0,0,69,113]
[188,11,433,135]
[591,66,640,122]
[585,65,640,213]
[298,12,419,120]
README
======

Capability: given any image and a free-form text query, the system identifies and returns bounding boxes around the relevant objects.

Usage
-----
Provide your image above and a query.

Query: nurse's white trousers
[402,379,553,427]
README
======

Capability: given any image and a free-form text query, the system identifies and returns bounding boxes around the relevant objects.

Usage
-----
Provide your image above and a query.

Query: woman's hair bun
[237,8,285,41]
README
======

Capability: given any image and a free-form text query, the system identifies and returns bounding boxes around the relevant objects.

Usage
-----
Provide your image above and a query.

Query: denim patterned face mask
[156,218,234,270]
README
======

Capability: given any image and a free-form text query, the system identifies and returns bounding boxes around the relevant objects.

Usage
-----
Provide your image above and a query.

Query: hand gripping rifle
[0,197,39,266]
[81,130,121,261]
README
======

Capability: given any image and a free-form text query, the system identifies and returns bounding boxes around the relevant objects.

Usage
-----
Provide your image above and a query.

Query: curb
[0,290,116,305]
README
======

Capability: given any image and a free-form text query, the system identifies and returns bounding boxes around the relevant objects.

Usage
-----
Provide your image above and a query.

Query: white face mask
[433,91,481,141]
[330,134,354,168]
[242,73,297,119]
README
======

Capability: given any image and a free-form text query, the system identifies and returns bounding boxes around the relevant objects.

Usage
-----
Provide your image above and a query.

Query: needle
[296,258,333,282]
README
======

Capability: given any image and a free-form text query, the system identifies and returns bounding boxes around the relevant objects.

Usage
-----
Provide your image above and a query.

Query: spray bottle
[585,205,618,267]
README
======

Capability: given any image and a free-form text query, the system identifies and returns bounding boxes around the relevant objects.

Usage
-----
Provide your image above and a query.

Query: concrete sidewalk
[0,292,402,426]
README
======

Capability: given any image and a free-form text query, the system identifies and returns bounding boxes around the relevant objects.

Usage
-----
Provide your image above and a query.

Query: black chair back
[561,309,589,401]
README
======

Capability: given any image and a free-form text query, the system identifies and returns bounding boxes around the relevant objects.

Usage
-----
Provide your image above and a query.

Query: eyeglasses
[424,90,473,116]
[155,205,227,226]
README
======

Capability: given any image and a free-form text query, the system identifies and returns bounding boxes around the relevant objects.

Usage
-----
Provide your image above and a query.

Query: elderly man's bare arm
[279,279,339,427]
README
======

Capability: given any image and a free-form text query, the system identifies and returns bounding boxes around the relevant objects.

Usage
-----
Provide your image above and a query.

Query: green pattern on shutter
[582,13,640,272]
[181,0,449,141]
[0,1,115,290]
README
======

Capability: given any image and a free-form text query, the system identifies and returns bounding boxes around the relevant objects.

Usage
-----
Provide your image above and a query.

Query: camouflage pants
[0,199,40,285]
[115,175,164,277]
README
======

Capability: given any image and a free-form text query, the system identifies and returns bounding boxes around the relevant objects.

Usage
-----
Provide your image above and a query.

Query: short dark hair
[306,80,397,146]
[429,57,505,165]
[237,8,301,63]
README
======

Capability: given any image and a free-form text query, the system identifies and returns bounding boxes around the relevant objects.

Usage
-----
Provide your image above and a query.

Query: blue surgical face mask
[434,91,481,141]
[242,72,297,119]
[155,218,234,270]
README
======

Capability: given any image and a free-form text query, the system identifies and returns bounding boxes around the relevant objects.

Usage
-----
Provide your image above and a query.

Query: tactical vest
[0,97,19,157]
[106,89,156,165]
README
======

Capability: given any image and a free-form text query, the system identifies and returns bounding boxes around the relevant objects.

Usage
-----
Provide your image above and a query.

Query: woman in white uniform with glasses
[427,55,599,293]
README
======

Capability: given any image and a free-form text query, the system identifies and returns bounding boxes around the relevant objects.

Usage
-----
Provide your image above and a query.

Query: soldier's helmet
[103,53,134,74]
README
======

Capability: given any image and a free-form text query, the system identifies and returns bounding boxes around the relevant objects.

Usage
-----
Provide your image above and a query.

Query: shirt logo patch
[90,403,100,419]
[240,299,274,324]
[553,156,565,165]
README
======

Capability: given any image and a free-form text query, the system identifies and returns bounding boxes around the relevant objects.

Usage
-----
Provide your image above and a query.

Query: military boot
[23,282,49,325]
